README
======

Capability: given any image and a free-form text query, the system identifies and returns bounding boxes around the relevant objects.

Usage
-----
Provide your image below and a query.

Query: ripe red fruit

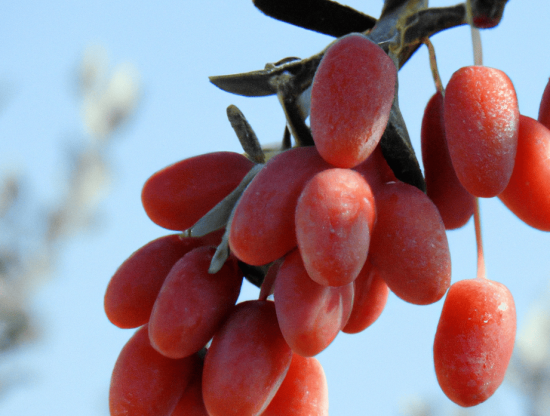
[202,300,292,416]
[171,356,208,416]
[262,354,329,416]
[295,168,375,287]
[109,325,200,416]
[141,152,254,231]
[310,33,396,168]
[369,181,451,305]
[421,91,474,229]
[273,249,354,357]
[444,66,519,197]
[148,246,243,359]
[353,145,396,192]
[538,77,550,130]
[104,231,222,329]
[342,260,388,334]
[434,278,516,407]
[229,146,332,266]
[498,115,550,231]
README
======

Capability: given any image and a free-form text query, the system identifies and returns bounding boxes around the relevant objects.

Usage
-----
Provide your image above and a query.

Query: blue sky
[1,1,549,415]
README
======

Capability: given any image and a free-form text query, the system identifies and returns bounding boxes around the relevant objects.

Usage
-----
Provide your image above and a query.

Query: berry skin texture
[274,249,354,357]
[141,152,254,231]
[109,325,199,416]
[148,246,243,359]
[104,231,222,329]
[433,278,516,407]
[421,92,474,229]
[295,168,375,287]
[310,33,396,168]
[262,354,329,416]
[342,260,388,334]
[444,66,519,197]
[499,115,550,231]
[202,300,292,416]
[369,181,451,305]
[171,357,208,416]
[229,146,332,266]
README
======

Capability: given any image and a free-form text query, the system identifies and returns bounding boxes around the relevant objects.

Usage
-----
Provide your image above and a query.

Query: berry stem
[471,27,483,66]
[473,198,486,279]
[423,38,444,96]
[466,0,483,66]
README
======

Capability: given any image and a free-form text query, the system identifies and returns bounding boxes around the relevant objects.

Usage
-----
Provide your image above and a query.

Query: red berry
[142,152,254,231]
[444,66,519,197]
[109,325,199,416]
[262,354,329,416]
[499,115,550,231]
[310,33,396,168]
[421,91,474,229]
[369,181,451,305]
[274,249,353,357]
[295,168,375,287]
[342,260,388,334]
[149,246,243,359]
[229,146,331,266]
[434,278,516,407]
[202,300,292,416]
[104,231,222,329]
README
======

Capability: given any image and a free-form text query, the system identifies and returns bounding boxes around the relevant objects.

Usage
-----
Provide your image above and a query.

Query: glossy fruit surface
[202,300,292,416]
[369,181,451,305]
[262,354,329,416]
[499,115,550,231]
[295,168,375,287]
[149,246,242,359]
[142,152,254,230]
[434,278,516,407]
[310,33,396,168]
[421,91,474,229]
[229,146,331,265]
[104,232,221,329]
[109,325,199,416]
[444,66,519,197]
[274,249,353,356]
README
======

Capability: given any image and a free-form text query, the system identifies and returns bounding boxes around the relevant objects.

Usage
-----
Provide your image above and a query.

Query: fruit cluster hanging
[103,0,550,414]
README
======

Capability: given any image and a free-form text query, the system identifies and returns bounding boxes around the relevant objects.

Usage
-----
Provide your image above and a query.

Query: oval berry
[142,152,254,231]
[274,249,353,357]
[310,33,396,168]
[109,325,199,416]
[342,260,388,334]
[104,231,222,329]
[444,66,519,197]
[295,168,375,287]
[149,246,243,359]
[498,115,550,231]
[434,278,516,407]
[229,146,331,266]
[262,354,329,416]
[202,300,292,416]
[369,181,451,305]
[421,91,474,229]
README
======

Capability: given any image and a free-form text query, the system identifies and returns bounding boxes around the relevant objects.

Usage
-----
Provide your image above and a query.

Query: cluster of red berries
[104,27,550,415]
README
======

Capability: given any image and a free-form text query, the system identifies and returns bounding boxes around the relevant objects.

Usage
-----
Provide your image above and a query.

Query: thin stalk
[423,38,444,96]
[466,0,483,66]
[473,198,486,280]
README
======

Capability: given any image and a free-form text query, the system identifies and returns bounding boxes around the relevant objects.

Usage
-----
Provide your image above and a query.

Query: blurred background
[1,1,550,415]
